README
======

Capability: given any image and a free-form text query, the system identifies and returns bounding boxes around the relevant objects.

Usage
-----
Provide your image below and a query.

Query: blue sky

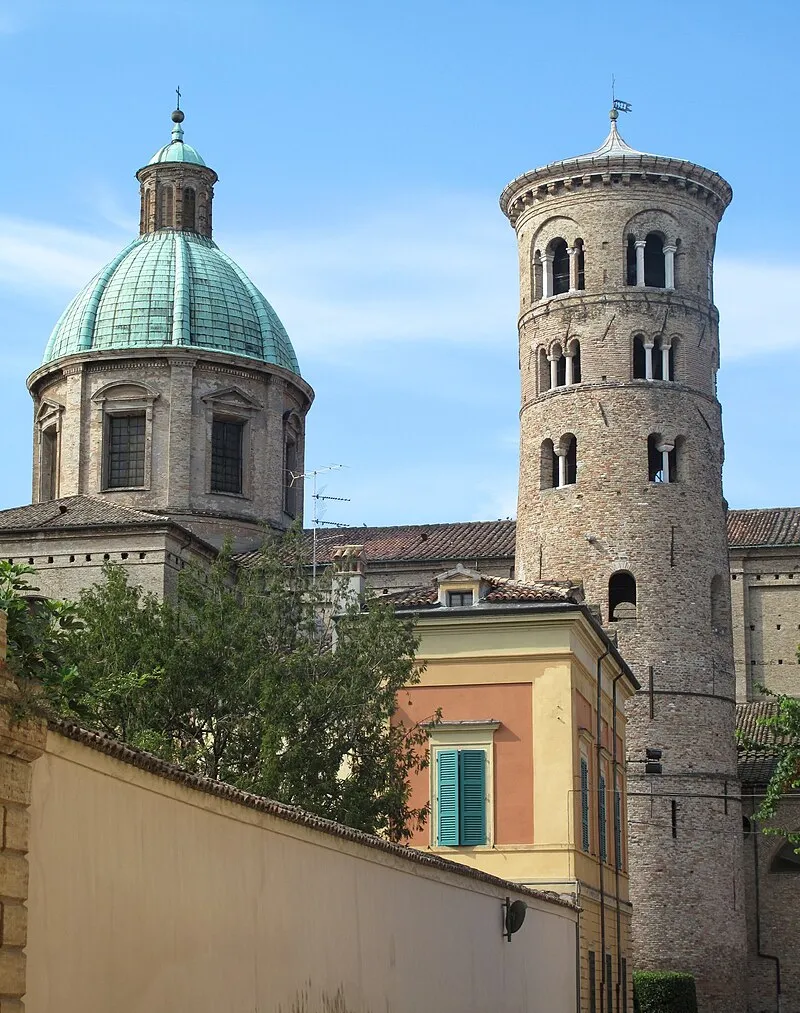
[0,0,797,525]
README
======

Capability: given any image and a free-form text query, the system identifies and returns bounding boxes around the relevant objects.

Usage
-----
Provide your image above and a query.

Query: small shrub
[633,971,698,1013]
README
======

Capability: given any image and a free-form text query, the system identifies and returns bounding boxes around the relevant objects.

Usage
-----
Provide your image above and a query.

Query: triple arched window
[539,339,582,392]
[540,434,577,489]
[626,232,677,289]
[633,335,676,382]
[534,238,585,299]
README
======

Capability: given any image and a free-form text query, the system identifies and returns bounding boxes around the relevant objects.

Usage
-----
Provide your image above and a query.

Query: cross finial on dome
[171,87,185,142]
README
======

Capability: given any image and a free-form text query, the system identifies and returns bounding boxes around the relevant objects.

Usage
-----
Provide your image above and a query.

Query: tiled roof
[236,511,798,570]
[0,496,171,532]
[238,520,517,569]
[51,719,575,911]
[736,701,798,785]
[727,508,800,548]
[388,574,582,610]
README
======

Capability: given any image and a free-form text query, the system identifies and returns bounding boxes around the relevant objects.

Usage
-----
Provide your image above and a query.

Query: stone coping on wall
[49,718,577,912]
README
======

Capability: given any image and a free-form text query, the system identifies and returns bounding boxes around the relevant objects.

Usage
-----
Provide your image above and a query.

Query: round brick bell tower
[500,111,746,1013]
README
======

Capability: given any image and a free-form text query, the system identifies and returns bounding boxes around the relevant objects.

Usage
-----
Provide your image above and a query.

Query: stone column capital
[663,244,678,254]
[655,442,674,454]
[634,240,647,249]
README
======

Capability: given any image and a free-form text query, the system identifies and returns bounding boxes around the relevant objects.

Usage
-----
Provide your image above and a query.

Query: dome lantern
[136,105,217,238]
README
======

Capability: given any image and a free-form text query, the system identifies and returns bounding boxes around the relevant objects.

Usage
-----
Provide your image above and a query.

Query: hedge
[632,971,698,1013]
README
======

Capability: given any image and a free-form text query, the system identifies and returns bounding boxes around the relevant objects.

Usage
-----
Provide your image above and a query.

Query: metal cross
[176,86,181,110]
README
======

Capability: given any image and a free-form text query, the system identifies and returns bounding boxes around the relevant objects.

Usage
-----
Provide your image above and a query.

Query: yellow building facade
[394,567,639,1013]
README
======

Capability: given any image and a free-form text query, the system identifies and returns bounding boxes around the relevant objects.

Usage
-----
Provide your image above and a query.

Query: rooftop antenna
[289,465,350,580]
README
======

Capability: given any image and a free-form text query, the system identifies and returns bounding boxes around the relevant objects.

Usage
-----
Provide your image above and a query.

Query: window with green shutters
[580,756,590,852]
[599,773,608,862]
[436,749,487,846]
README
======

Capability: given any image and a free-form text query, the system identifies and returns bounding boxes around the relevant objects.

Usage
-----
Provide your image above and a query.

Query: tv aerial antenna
[289,464,350,579]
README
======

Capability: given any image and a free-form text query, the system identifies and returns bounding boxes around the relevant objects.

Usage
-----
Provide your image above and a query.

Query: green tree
[46,533,433,840]
[0,560,77,685]
[742,679,800,845]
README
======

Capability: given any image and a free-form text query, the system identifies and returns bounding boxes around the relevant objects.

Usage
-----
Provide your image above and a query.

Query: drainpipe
[596,644,611,1013]
[611,668,625,1013]
[750,787,782,1013]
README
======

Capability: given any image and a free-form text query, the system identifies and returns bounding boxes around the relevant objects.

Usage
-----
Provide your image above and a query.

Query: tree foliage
[28,532,433,840]
[741,680,800,845]
[0,560,77,684]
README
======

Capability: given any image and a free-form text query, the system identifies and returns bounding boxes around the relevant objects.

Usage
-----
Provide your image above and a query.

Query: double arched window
[541,434,577,489]
[539,339,582,392]
[647,434,680,483]
[633,335,676,381]
[626,232,677,289]
[534,238,586,299]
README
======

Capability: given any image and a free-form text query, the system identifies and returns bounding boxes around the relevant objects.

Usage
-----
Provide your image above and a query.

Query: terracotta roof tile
[293,520,517,567]
[50,719,575,911]
[736,701,798,785]
[0,496,171,532]
[387,574,582,610]
[727,508,800,548]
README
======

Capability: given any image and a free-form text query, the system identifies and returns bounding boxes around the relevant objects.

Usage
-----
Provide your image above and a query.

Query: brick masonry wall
[742,793,800,1013]
[730,548,800,701]
[27,348,312,548]
[503,158,747,1012]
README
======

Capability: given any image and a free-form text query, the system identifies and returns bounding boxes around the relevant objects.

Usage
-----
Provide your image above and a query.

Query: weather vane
[611,75,632,114]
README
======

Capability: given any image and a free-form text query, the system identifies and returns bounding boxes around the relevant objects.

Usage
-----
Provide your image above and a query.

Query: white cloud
[0,217,118,294]
[0,206,797,366]
[225,195,518,359]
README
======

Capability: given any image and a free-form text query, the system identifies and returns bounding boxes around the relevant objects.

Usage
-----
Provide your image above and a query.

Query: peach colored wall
[25,731,578,1013]
[398,682,533,846]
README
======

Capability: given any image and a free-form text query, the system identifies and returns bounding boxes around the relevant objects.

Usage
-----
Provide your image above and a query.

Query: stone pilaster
[0,613,46,1012]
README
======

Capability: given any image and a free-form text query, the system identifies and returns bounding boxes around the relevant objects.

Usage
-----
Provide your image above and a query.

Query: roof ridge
[50,719,575,911]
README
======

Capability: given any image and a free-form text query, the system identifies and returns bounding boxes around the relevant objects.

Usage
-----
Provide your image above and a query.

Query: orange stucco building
[392,565,639,1013]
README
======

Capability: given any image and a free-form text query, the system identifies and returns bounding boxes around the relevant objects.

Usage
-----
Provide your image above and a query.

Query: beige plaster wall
[24,731,577,1013]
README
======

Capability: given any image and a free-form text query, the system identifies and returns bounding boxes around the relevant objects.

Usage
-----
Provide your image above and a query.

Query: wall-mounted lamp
[502,897,527,942]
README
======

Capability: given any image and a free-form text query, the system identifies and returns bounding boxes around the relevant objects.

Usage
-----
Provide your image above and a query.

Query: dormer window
[447,590,474,607]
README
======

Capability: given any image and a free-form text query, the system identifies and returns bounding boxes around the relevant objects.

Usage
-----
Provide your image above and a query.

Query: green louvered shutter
[614,788,623,869]
[437,750,460,846]
[580,757,590,852]
[598,774,607,862]
[459,749,486,845]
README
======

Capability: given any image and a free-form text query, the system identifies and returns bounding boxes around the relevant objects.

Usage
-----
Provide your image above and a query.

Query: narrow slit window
[158,185,174,229]
[182,188,196,232]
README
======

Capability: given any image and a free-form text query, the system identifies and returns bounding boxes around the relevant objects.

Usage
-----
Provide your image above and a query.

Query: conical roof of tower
[41,109,300,375]
[499,110,732,217]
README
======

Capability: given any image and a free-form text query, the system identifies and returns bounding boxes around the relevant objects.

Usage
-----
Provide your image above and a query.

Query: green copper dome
[148,115,206,165]
[43,232,300,373]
